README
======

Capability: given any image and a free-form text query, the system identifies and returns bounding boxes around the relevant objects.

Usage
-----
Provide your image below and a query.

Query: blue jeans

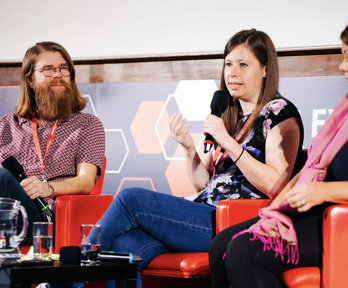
[96,187,216,288]
[0,168,41,245]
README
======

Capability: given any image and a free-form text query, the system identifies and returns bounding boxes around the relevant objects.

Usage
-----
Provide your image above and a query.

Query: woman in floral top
[91,29,303,288]
[194,97,303,206]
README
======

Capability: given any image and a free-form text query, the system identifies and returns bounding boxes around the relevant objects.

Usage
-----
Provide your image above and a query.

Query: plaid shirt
[0,112,105,182]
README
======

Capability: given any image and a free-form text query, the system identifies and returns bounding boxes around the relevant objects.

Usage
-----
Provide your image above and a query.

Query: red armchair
[54,194,113,253]
[218,200,348,288]
[321,204,348,288]
[143,200,348,288]
[54,157,113,253]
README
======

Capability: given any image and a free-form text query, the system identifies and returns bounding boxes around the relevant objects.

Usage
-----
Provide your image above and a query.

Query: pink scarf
[232,94,348,265]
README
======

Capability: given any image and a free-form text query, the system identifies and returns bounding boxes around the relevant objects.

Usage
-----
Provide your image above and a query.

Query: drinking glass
[33,222,53,261]
[80,224,101,265]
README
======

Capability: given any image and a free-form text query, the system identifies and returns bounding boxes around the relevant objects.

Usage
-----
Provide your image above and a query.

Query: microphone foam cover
[210,90,229,115]
[2,155,23,173]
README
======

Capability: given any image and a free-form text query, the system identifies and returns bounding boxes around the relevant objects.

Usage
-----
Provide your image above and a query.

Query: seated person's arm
[169,112,212,191]
[21,162,98,199]
[223,117,301,199]
[184,144,213,191]
[285,181,348,212]
[48,162,98,197]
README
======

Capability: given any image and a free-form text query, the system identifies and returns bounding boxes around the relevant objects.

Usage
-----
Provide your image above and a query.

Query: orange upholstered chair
[217,200,348,288]
[53,157,113,253]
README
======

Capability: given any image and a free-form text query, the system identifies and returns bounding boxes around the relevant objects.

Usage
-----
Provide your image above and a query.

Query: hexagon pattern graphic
[83,94,97,116]
[130,101,166,154]
[129,80,219,196]
[174,80,219,121]
[166,133,205,197]
[160,80,218,196]
[154,80,218,161]
[115,177,156,197]
[105,129,129,174]
[83,94,129,174]
[155,94,183,161]
[0,83,214,197]
[2,75,341,198]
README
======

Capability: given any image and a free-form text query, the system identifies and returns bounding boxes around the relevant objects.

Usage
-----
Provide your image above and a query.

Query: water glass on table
[80,224,101,265]
[33,222,53,261]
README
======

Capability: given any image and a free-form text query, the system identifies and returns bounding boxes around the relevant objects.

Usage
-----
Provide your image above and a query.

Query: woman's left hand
[285,182,327,212]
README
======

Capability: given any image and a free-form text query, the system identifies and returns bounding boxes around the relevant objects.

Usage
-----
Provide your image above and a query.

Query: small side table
[0,261,137,288]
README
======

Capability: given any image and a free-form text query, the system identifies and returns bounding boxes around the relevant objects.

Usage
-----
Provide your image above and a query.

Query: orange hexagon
[130,101,169,154]
[115,177,156,197]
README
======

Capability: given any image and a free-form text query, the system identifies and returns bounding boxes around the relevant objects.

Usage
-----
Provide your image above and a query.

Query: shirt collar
[17,114,75,126]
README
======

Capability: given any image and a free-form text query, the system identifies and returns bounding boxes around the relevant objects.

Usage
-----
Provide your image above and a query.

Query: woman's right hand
[169,112,194,149]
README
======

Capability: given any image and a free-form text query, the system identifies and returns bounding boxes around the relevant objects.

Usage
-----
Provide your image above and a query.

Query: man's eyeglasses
[34,65,72,77]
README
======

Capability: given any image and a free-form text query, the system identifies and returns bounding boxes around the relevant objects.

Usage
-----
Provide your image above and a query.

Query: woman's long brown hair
[220,29,281,143]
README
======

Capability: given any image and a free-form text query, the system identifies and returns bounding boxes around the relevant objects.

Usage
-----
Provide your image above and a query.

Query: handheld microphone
[59,246,142,265]
[2,156,54,222]
[100,251,142,263]
[203,90,229,153]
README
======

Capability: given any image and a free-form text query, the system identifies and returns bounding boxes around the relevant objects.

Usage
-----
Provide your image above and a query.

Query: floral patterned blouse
[195,97,304,207]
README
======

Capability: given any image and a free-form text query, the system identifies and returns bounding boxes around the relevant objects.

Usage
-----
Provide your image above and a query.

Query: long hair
[220,29,280,143]
[15,41,86,119]
[341,24,348,45]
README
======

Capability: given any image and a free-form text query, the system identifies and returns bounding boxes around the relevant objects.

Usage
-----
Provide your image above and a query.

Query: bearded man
[0,42,105,245]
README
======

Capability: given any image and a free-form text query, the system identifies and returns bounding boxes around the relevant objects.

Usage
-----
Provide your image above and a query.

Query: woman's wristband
[234,148,244,164]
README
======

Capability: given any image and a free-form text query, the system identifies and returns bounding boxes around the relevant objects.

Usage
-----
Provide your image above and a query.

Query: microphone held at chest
[204,90,229,153]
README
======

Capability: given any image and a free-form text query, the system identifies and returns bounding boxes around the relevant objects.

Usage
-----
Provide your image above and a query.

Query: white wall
[0,0,347,62]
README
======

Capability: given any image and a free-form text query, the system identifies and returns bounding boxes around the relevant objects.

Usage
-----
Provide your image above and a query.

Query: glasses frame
[34,65,72,77]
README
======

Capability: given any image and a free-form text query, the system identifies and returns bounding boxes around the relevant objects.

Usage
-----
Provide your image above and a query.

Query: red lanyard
[31,116,59,173]
[211,110,256,178]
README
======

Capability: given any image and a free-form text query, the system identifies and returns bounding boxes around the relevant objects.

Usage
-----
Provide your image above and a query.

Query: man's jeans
[0,168,41,245]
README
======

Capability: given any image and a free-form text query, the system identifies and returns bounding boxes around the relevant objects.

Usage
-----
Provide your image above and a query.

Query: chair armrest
[54,194,113,252]
[90,156,107,195]
[322,204,348,288]
[216,199,272,233]
[143,252,210,278]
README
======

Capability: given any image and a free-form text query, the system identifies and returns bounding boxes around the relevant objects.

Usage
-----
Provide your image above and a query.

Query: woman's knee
[116,187,158,209]
[209,232,228,261]
[209,222,254,262]
[224,233,259,269]
[117,187,149,202]
[209,227,239,270]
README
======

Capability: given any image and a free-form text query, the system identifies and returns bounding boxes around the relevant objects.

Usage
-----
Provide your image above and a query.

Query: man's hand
[21,176,50,199]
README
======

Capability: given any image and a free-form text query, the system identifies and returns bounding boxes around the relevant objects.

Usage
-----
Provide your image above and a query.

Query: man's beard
[33,80,76,121]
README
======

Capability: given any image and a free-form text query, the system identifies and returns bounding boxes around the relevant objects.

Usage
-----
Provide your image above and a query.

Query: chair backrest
[90,156,106,195]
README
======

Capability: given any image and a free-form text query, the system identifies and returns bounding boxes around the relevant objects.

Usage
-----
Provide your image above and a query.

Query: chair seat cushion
[142,252,210,278]
[281,267,320,288]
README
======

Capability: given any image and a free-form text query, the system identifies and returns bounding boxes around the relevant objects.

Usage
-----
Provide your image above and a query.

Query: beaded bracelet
[234,148,244,164]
